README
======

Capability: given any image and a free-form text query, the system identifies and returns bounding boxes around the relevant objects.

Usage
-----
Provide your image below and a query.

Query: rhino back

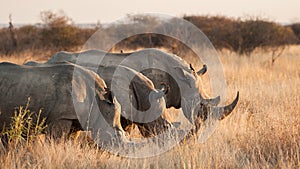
[0,63,77,129]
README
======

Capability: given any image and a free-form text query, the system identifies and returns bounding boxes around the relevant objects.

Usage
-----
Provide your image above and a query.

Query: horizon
[0,0,299,25]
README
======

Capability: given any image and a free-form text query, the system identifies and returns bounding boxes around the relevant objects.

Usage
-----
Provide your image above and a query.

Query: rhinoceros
[48,49,238,125]
[0,62,126,145]
[48,49,219,104]
[23,61,171,137]
[97,65,171,137]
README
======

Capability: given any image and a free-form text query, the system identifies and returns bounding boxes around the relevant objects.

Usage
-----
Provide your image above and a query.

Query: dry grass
[0,46,299,168]
[0,49,53,64]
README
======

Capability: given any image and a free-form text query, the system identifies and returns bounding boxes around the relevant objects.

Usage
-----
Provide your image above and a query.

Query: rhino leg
[0,134,8,150]
[46,120,73,139]
[137,117,172,137]
[120,116,136,133]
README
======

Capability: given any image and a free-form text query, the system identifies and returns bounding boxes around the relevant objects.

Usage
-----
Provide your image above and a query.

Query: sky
[0,0,299,24]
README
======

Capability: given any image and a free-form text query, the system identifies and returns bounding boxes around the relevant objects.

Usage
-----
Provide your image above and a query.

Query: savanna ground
[0,45,299,169]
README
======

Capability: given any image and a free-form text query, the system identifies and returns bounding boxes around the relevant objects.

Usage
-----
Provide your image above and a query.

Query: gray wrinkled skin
[0,62,125,144]
[49,49,238,126]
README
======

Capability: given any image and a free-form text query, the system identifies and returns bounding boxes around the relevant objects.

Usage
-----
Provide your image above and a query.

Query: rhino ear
[197,65,207,75]
[103,90,113,104]
[189,64,195,72]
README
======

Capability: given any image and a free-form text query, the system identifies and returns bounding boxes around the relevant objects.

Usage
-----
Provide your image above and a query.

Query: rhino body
[24,61,170,137]
[0,62,125,145]
[49,49,238,125]
[98,65,170,137]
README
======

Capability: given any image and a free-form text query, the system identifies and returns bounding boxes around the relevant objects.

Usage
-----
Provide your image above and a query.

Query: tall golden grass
[0,46,299,168]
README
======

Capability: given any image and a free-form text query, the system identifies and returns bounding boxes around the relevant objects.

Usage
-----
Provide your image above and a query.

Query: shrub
[0,13,299,58]
[0,28,13,55]
[39,11,83,50]
[238,19,297,56]
[184,15,298,56]
[288,23,300,44]
[183,15,241,51]
[16,25,42,50]
[0,11,97,55]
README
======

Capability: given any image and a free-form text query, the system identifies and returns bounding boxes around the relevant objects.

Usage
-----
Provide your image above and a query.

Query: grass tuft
[3,98,47,147]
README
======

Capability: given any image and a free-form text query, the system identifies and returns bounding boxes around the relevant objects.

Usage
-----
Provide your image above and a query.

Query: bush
[39,11,83,50]
[0,11,96,55]
[288,23,300,44]
[184,16,298,56]
[16,25,42,49]
[0,13,299,57]
[238,19,297,56]
[183,15,241,51]
[0,28,14,55]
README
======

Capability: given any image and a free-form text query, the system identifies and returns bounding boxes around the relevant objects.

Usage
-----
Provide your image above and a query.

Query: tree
[39,10,81,50]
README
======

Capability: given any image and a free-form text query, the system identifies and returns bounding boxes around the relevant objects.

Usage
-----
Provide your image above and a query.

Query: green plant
[4,98,47,146]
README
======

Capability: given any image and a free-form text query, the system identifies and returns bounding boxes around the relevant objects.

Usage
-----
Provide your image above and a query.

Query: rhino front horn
[213,91,239,120]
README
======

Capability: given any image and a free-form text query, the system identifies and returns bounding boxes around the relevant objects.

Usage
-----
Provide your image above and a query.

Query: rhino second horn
[202,95,221,106]
[197,64,207,75]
